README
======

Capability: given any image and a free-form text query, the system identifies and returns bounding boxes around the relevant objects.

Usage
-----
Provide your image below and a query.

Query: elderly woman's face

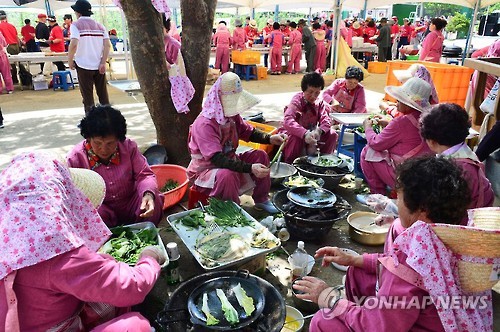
[303,86,322,104]
[345,78,359,91]
[90,135,119,161]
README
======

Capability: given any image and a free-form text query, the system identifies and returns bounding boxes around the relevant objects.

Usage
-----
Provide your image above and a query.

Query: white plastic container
[33,80,48,91]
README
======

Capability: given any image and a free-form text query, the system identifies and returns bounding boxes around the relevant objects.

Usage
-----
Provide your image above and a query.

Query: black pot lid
[287,186,337,208]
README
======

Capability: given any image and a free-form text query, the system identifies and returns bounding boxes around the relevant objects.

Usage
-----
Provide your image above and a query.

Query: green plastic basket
[406,55,419,61]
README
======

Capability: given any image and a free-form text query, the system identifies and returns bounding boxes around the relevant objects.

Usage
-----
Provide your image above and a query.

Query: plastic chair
[52,71,75,91]
[234,64,257,81]
[336,124,357,158]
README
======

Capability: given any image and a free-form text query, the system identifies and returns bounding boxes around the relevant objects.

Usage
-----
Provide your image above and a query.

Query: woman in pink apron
[163,16,194,114]
[312,22,326,73]
[418,17,447,62]
[293,157,495,332]
[212,23,232,74]
[321,66,367,113]
[187,72,286,214]
[360,78,433,195]
[0,151,165,331]
[278,72,338,164]
[420,103,494,221]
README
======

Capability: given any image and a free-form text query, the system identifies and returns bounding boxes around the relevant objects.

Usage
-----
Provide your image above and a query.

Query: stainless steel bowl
[270,162,297,186]
[347,211,388,246]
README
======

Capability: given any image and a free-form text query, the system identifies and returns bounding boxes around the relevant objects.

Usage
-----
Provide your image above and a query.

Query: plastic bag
[480,78,499,115]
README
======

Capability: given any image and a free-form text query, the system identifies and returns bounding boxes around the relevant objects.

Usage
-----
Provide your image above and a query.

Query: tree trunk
[119,0,216,166]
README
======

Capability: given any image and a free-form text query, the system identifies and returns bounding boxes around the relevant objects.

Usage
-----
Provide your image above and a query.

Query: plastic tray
[167,204,281,271]
[239,121,278,155]
[101,221,169,269]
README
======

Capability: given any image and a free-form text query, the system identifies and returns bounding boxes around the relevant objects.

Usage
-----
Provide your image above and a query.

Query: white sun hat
[385,77,432,113]
[219,72,261,117]
[393,64,426,83]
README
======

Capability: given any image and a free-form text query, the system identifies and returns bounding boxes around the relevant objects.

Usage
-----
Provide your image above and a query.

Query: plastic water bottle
[290,241,309,281]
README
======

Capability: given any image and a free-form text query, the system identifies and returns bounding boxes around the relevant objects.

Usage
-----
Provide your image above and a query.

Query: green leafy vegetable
[99,226,158,265]
[176,210,206,229]
[161,179,179,192]
[202,293,220,326]
[206,198,252,227]
[216,289,239,325]
[233,283,255,316]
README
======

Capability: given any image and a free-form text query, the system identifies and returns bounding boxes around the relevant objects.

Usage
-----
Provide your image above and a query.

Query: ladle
[283,313,316,325]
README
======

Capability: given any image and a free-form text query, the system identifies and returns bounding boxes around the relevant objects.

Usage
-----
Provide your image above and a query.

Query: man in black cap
[375,18,391,62]
[68,0,110,115]
[298,19,316,72]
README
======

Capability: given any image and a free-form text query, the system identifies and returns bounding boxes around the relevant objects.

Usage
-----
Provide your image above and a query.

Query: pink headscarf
[413,65,439,105]
[201,75,226,125]
[390,221,496,331]
[0,151,111,279]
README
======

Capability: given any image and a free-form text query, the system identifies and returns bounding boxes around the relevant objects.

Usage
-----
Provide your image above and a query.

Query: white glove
[313,127,323,141]
[304,130,317,145]
[139,245,167,265]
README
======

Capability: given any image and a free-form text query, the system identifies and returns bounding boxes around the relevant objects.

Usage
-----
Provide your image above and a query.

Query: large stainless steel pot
[347,212,389,246]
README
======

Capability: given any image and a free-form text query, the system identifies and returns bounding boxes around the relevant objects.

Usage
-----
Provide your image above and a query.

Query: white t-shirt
[70,17,109,70]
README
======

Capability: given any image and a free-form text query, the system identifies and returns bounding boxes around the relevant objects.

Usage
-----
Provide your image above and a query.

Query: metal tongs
[270,139,287,171]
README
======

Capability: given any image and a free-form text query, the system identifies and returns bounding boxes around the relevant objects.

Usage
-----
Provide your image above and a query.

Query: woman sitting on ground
[187,72,286,214]
[360,78,433,195]
[420,103,494,217]
[321,66,367,114]
[67,105,164,227]
[0,151,165,331]
[293,156,475,331]
[279,72,338,164]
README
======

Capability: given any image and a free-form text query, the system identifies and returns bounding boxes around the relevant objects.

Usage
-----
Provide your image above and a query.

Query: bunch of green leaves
[206,198,252,227]
[161,179,179,192]
[100,226,158,265]
[176,210,206,229]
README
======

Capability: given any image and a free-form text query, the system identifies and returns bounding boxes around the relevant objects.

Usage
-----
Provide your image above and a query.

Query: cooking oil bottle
[165,242,180,285]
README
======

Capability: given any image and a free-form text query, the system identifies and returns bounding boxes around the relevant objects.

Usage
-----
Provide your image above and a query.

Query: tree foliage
[423,3,468,18]
[447,12,470,35]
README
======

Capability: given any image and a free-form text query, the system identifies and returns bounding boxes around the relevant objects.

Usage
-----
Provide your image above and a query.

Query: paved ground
[1,61,498,331]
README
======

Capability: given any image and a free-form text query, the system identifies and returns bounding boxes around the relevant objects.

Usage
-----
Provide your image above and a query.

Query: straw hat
[47,151,106,208]
[385,77,431,112]
[69,168,106,208]
[219,72,260,117]
[431,207,500,293]
[393,64,426,83]
[352,21,361,29]
[249,19,257,29]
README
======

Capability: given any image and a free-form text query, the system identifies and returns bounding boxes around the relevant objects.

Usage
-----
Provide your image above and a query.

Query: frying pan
[287,186,337,209]
[187,276,266,330]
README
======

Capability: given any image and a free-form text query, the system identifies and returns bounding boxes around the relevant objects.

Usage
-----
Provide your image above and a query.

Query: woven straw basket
[431,208,500,293]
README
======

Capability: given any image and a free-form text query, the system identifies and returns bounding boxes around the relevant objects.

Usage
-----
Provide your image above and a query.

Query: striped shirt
[70,17,109,70]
